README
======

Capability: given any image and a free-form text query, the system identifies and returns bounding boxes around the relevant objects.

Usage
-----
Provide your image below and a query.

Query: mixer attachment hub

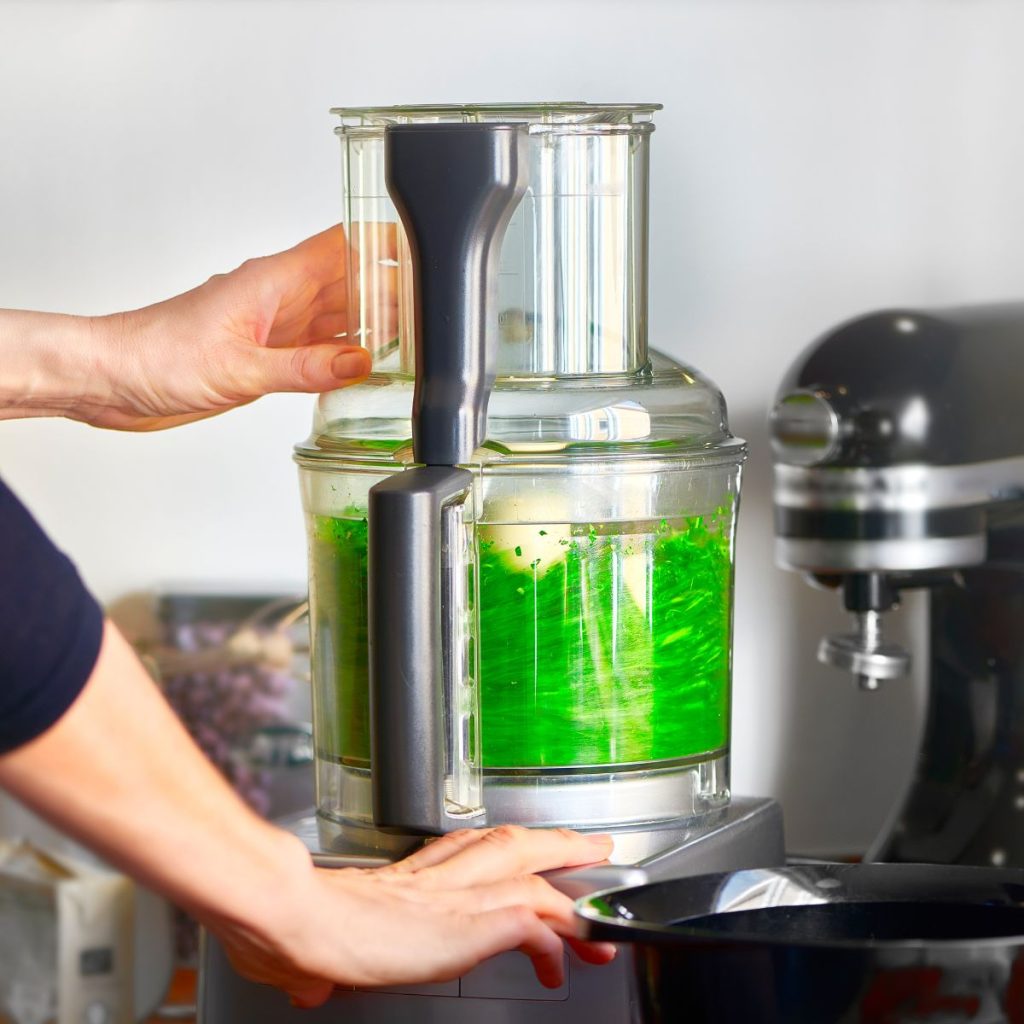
[818,610,912,691]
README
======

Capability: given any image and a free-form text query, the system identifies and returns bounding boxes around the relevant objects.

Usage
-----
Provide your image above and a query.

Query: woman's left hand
[87,225,373,430]
[0,225,374,431]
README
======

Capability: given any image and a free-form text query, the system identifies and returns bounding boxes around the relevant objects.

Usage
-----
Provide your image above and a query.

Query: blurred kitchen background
[1,0,1023,955]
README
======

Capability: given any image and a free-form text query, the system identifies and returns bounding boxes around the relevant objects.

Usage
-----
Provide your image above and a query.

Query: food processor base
[196,797,783,1023]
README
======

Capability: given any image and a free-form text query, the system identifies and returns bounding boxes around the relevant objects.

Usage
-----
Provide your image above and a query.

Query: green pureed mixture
[309,510,733,771]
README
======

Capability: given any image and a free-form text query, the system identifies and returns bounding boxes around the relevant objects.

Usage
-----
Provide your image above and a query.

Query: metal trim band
[775,535,986,573]
[774,456,1024,514]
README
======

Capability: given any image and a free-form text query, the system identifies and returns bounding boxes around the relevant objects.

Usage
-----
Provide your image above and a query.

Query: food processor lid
[303,350,745,463]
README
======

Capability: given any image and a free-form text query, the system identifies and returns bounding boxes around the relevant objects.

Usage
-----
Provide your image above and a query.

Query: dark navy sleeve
[0,475,104,754]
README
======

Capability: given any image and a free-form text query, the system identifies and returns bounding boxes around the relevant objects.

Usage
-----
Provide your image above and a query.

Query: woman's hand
[89,225,374,430]
[0,226,374,429]
[213,826,617,1009]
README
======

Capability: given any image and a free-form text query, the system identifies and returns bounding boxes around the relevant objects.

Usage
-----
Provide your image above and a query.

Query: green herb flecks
[309,510,733,770]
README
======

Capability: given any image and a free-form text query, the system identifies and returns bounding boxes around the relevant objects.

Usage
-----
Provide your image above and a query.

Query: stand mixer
[771,303,1024,867]
[198,103,783,1022]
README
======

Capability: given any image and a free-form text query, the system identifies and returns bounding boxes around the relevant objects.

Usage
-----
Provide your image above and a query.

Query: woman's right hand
[214,825,617,1008]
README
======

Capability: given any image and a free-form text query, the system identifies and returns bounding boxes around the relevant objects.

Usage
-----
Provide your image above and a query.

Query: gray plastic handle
[385,123,528,465]
[368,466,474,834]
[368,124,527,834]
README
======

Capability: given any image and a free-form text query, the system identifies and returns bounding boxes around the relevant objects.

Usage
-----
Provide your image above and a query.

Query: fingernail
[587,833,613,846]
[332,350,370,379]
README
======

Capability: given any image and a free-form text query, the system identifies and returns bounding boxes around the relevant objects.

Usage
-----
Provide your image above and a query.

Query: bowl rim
[576,862,1024,952]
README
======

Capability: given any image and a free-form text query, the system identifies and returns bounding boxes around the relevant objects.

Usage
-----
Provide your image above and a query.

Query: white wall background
[3,0,1024,857]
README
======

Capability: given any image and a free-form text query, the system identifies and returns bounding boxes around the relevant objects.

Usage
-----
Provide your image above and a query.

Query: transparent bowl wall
[297,353,743,835]
[335,103,657,375]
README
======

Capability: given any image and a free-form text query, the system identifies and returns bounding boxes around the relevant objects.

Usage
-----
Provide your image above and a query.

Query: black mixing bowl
[577,863,1024,1024]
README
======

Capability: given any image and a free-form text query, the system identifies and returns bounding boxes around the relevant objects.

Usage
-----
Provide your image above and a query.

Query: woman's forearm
[0,309,117,422]
[0,620,311,931]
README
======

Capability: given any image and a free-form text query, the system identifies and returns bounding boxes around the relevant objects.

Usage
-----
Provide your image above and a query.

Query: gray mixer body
[772,303,1024,866]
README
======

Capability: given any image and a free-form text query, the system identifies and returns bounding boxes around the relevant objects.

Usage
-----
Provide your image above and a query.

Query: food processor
[197,102,783,1022]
